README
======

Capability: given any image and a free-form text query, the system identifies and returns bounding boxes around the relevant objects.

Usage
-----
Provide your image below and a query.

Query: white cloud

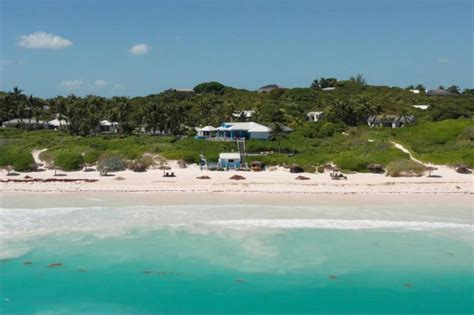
[130,43,149,55]
[94,80,107,88]
[58,80,83,90]
[18,32,72,49]
[437,57,449,63]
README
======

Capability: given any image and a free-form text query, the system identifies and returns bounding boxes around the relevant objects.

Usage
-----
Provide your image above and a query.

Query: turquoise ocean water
[0,203,472,314]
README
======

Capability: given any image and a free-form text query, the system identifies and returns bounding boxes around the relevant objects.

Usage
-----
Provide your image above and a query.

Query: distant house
[258,84,281,93]
[219,153,241,169]
[321,87,336,91]
[48,118,69,129]
[195,125,217,139]
[409,89,421,94]
[99,120,118,133]
[232,110,255,121]
[1,118,49,129]
[427,89,456,97]
[367,115,416,128]
[412,105,430,110]
[306,111,323,122]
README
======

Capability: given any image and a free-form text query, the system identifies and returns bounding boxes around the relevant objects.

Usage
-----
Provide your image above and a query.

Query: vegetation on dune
[0,78,473,172]
[386,160,426,177]
[53,151,84,171]
[0,145,36,172]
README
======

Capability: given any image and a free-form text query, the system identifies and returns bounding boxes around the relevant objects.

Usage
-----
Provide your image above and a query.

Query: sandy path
[391,142,426,165]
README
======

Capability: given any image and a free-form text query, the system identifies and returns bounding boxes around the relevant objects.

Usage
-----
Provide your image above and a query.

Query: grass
[0,118,472,172]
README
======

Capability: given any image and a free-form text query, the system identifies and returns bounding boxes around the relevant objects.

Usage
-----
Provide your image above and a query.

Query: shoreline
[1,161,472,196]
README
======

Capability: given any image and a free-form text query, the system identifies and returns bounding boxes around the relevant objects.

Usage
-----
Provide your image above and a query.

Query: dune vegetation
[0,78,473,173]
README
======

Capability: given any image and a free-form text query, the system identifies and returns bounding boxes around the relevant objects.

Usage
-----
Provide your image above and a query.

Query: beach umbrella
[426,166,438,177]
[159,165,171,176]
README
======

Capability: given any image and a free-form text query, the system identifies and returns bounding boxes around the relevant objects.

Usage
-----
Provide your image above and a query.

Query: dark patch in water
[235,279,246,283]
[404,283,413,288]
[23,261,32,265]
[329,275,337,280]
[76,269,87,272]
[47,263,63,268]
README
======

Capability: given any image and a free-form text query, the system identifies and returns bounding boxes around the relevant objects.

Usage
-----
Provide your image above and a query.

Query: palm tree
[271,122,287,153]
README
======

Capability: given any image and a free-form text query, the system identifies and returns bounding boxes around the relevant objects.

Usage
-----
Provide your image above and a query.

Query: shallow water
[0,199,473,314]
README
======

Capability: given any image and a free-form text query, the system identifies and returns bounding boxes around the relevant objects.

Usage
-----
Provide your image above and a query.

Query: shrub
[128,161,147,172]
[55,151,84,171]
[0,146,36,172]
[138,154,156,168]
[13,150,36,172]
[97,155,126,173]
[317,166,325,173]
[83,149,101,164]
[386,159,426,177]
[333,153,367,172]
[303,165,316,173]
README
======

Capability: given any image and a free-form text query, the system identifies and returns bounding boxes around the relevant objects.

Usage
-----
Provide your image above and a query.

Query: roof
[412,105,430,110]
[232,110,255,118]
[427,89,456,96]
[219,153,241,160]
[197,125,217,132]
[307,111,323,115]
[48,118,69,127]
[218,122,271,133]
[321,87,336,91]
[2,119,47,124]
[259,84,280,90]
[100,120,117,126]
[368,115,416,124]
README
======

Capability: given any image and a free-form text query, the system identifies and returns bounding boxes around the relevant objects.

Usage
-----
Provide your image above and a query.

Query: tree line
[1,78,472,137]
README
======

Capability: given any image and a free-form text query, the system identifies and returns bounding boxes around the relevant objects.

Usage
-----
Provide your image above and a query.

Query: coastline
[0,163,472,196]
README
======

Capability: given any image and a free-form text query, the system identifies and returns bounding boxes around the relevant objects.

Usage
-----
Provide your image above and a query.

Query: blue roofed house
[216,122,273,140]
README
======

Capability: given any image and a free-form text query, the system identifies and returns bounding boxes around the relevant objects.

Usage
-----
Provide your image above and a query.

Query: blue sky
[0,0,472,97]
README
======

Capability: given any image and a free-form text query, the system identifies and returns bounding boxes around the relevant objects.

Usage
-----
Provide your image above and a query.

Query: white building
[306,111,324,122]
[218,153,242,169]
[195,125,217,138]
[99,120,118,133]
[232,110,255,120]
[412,105,430,110]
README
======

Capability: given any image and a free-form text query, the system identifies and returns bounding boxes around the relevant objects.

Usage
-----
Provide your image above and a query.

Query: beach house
[258,84,281,93]
[367,115,416,128]
[412,105,430,110]
[426,89,456,97]
[195,126,217,139]
[1,118,49,130]
[218,152,242,169]
[99,120,118,133]
[216,122,272,140]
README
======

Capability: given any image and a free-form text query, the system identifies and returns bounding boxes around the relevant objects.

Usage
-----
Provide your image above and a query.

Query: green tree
[349,74,367,85]
[193,81,226,94]
[447,85,460,94]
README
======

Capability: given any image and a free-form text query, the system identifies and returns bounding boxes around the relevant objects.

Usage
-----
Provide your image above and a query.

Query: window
[228,159,234,162]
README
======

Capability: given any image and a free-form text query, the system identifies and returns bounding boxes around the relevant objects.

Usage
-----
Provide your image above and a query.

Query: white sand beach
[0,160,472,195]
